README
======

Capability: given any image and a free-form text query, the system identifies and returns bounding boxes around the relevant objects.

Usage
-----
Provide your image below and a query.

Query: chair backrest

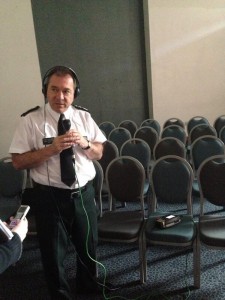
[108,127,132,152]
[190,135,225,173]
[120,138,151,178]
[98,140,119,176]
[163,117,185,129]
[213,115,225,137]
[150,155,193,214]
[140,118,161,135]
[92,160,104,217]
[197,155,225,215]
[188,124,217,145]
[161,125,187,144]
[99,121,116,138]
[219,125,225,143]
[134,126,159,155]
[153,137,186,160]
[0,157,27,197]
[187,116,209,135]
[118,120,138,137]
[106,156,145,210]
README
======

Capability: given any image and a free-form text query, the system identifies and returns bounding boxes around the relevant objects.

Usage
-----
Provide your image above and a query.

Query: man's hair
[45,66,76,89]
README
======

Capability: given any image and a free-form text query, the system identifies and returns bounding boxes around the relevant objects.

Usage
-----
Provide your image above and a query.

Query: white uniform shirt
[9,103,106,189]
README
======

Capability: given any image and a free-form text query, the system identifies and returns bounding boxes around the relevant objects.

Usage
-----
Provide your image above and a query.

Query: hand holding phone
[11,218,28,242]
[9,205,30,229]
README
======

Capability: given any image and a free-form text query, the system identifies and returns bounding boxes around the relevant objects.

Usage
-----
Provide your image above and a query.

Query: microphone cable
[44,158,118,298]
[42,110,111,295]
[41,108,114,297]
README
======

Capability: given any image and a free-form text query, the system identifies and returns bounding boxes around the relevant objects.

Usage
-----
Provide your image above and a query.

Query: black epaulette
[21,106,40,117]
[73,104,89,112]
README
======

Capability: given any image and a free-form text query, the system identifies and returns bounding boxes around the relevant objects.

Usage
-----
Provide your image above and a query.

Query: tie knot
[59,113,65,120]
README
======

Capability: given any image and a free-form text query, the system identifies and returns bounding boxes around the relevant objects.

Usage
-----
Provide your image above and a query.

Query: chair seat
[146,213,196,244]
[199,215,225,247]
[98,210,144,240]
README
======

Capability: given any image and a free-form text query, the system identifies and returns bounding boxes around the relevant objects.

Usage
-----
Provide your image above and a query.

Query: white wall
[0,0,43,157]
[148,0,225,127]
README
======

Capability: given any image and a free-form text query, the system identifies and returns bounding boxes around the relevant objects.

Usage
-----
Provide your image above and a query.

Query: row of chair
[103,120,225,171]
[94,153,225,288]
[98,134,225,179]
[101,121,224,159]
[99,117,182,138]
[97,132,225,211]
[97,134,225,213]
[99,115,225,143]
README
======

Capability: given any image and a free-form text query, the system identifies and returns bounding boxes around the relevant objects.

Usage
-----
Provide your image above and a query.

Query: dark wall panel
[31,0,149,126]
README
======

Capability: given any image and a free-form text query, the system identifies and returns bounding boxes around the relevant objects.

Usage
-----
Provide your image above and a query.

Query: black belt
[34,182,88,199]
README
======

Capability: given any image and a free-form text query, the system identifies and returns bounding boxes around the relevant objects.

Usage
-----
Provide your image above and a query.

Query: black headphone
[42,65,81,100]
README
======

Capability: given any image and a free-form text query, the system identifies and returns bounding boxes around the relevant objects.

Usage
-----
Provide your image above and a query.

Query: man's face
[46,74,75,113]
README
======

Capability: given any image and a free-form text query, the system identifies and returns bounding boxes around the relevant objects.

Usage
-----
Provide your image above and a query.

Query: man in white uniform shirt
[9,66,107,299]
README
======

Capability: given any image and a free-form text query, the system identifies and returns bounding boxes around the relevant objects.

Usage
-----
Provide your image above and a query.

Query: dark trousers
[33,183,98,299]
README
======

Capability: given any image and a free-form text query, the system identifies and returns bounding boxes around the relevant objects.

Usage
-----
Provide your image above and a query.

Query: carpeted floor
[1,198,225,300]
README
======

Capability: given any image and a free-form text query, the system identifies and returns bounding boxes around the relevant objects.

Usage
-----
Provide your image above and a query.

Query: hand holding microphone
[61,118,89,149]
[52,115,88,154]
[52,117,73,153]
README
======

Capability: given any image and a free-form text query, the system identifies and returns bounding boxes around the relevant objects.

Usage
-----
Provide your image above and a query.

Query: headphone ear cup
[42,85,47,97]
[42,84,47,103]
[74,86,81,99]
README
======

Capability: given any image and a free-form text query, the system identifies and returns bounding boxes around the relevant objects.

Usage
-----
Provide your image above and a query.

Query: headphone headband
[42,65,80,100]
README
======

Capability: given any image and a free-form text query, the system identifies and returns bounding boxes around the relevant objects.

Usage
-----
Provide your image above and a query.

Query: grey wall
[31,0,149,126]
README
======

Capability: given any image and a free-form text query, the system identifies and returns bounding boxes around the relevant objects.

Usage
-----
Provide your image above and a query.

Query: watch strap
[82,140,91,150]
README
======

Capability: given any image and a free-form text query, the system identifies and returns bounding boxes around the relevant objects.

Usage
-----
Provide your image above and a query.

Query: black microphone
[62,119,71,133]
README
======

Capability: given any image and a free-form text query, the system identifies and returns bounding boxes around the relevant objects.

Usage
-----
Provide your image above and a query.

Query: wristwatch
[82,140,91,150]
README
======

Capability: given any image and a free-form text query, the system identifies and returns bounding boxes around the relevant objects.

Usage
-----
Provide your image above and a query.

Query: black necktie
[58,114,75,187]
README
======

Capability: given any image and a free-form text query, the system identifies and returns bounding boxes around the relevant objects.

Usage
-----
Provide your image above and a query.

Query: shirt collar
[46,103,74,121]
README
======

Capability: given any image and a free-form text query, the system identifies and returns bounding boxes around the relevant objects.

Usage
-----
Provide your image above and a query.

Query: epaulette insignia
[21,106,40,117]
[73,104,89,112]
